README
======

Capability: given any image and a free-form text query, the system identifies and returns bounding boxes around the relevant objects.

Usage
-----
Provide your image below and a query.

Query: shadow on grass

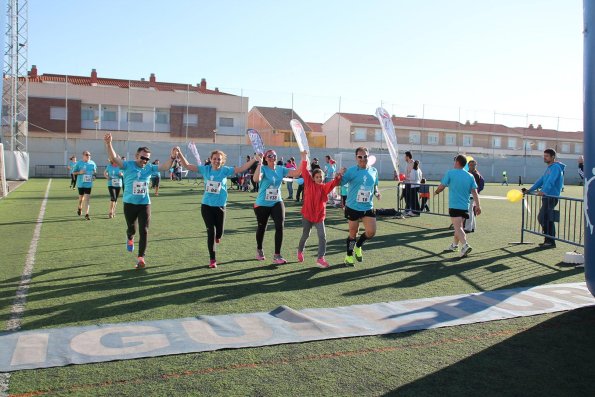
[383,306,595,396]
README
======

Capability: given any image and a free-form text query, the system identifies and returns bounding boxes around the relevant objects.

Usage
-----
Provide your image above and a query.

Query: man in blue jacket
[522,148,566,248]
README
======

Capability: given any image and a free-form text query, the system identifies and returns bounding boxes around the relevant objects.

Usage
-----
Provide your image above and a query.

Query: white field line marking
[0,179,52,397]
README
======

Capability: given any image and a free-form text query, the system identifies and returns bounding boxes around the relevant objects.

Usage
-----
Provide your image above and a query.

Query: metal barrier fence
[520,192,584,247]
[396,182,449,217]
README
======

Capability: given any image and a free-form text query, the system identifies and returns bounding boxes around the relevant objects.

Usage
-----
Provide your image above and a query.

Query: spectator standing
[522,149,566,248]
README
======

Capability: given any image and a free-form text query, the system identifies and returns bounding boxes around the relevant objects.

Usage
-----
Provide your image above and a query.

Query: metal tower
[1,0,28,152]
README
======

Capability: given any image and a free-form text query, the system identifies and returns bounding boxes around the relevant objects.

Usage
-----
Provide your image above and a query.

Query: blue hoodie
[528,161,566,196]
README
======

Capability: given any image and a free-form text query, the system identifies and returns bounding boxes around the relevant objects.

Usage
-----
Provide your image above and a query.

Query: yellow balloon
[466,156,474,162]
[507,189,523,203]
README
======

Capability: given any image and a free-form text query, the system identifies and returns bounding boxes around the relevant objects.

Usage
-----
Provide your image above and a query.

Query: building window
[427,133,439,145]
[183,114,198,126]
[50,107,67,120]
[81,108,95,121]
[156,112,169,124]
[463,135,473,147]
[409,131,420,144]
[219,117,234,127]
[374,128,382,142]
[353,127,367,141]
[508,137,517,149]
[575,143,583,154]
[445,134,456,145]
[537,141,546,151]
[492,136,501,148]
[561,143,570,153]
[127,112,143,123]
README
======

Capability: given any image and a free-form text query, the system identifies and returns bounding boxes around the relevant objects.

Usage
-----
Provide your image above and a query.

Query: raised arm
[234,154,261,174]
[173,147,198,172]
[253,158,264,182]
[104,133,124,168]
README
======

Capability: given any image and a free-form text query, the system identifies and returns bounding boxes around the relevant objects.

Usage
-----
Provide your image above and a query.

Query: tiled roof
[306,122,323,132]
[336,112,581,136]
[23,72,231,95]
[253,106,312,132]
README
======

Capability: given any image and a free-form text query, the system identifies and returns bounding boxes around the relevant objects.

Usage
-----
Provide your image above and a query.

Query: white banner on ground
[375,107,399,172]
[0,282,593,372]
[3,150,29,180]
[0,144,7,197]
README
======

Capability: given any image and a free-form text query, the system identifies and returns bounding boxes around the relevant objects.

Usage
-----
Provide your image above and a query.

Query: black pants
[124,203,151,257]
[538,197,559,243]
[405,185,420,212]
[108,186,121,202]
[296,184,304,201]
[254,202,285,254]
[201,204,226,260]
[70,174,76,189]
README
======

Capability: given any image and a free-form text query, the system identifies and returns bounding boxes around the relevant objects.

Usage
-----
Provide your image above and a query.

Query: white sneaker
[460,244,472,257]
[447,243,459,252]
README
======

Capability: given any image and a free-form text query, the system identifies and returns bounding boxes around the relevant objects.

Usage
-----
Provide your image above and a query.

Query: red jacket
[300,161,341,223]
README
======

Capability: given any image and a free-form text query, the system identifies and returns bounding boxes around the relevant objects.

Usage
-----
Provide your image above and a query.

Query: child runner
[253,149,302,264]
[68,155,77,190]
[104,133,177,269]
[72,150,96,220]
[175,148,260,268]
[297,151,344,268]
[104,160,123,219]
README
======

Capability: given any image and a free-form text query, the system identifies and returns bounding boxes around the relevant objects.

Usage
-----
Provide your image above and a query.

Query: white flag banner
[247,129,265,155]
[290,119,310,153]
[187,142,201,165]
[375,107,399,172]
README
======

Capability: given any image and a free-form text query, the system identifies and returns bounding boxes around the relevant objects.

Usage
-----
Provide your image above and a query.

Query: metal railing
[396,182,449,217]
[520,192,584,247]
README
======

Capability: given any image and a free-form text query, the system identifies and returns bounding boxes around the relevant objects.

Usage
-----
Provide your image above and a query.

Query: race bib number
[111,178,121,187]
[82,174,92,183]
[133,181,148,196]
[357,188,372,203]
[265,188,280,201]
[206,180,222,194]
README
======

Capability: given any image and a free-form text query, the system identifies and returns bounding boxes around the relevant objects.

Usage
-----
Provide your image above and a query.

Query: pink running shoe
[273,254,287,265]
[297,251,304,262]
[135,256,145,269]
[127,238,134,253]
[209,259,217,269]
[256,249,266,261]
[316,257,330,268]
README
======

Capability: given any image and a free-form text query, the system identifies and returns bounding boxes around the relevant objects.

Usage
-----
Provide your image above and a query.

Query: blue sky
[29,0,583,130]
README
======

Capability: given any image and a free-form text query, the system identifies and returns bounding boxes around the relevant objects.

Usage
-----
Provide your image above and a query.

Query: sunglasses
[266,154,277,159]
[140,155,150,161]
[357,155,369,159]
[83,153,91,156]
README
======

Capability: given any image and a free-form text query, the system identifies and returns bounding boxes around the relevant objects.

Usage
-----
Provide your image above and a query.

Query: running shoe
[297,250,304,262]
[135,256,145,269]
[460,244,473,258]
[256,249,265,261]
[446,242,459,252]
[127,238,135,253]
[316,257,330,268]
[84,214,90,221]
[209,259,217,269]
[77,208,81,216]
[273,254,288,265]
[354,246,363,262]
[215,238,221,244]
[344,255,355,266]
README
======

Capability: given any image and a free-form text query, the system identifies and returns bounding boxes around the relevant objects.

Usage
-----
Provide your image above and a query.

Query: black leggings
[253,202,285,254]
[123,203,151,257]
[201,204,226,260]
[70,174,76,188]
[108,186,121,202]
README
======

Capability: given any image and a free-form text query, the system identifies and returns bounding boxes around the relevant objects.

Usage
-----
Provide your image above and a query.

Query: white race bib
[82,174,92,183]
[356,188,372,203]
[265,188,280,201]
[205,180,222,194]
[132,181,148,196]
[111,178,121,187]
